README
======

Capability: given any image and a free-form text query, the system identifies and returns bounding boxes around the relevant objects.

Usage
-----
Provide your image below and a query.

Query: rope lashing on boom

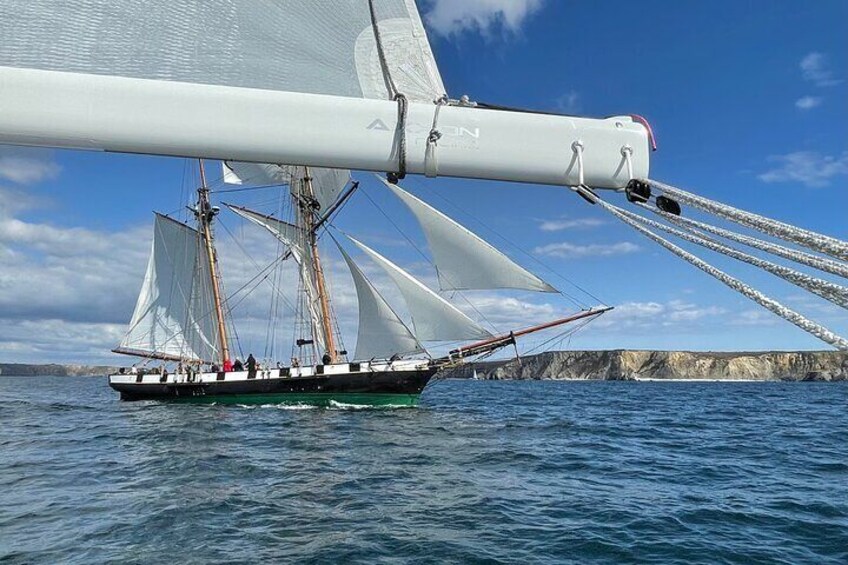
[424,96,448,178]
[577,189,848,351]
[648,180,848,261]
[624,203,848,309]
[367,0,409,184]
[644,205,848,280]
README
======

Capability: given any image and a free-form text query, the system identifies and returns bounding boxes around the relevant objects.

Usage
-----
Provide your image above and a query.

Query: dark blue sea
[1,377,846,564]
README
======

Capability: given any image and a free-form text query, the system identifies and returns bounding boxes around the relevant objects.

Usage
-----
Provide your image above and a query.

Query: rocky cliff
[0,364,119,377]
[439,350,848,381]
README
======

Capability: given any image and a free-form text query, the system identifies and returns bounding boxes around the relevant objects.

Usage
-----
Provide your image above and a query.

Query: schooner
[108,162,610,405]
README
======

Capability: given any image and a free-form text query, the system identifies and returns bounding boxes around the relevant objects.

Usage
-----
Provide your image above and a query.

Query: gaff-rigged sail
[346,235,493,341]
[337,244,425,361]
[223,164,350,213]
[381,179,557,292]
[116,214,220,362]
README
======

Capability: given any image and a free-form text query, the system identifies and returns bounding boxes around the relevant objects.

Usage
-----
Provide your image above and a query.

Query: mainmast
[298,167,337,364]
[195,159,230,365]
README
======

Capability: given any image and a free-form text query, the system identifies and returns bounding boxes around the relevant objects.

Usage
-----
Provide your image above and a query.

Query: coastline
[438,349,848,382]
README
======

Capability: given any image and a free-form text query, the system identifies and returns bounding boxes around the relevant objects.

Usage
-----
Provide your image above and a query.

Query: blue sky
[0,0,846,364]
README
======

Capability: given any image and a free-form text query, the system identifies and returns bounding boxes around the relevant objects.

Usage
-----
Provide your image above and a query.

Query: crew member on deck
[247,353,256,377]
[233,358,244,372]
[223,358,233,372]
[322,352,331,365]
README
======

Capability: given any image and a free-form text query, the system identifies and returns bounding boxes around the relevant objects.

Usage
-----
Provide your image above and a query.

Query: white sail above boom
[0,2,650,189]
[337,244,425,361]
[0,0,444,102]
[347,236,493,341]
[118,214,220,362]
[381,179,557,292]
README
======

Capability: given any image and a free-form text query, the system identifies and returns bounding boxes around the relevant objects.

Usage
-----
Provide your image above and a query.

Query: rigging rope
[625,203,848,309]
[648,179,848,261]
[367,0,408,182]
[645,204,848,280]
[589,194,848,351]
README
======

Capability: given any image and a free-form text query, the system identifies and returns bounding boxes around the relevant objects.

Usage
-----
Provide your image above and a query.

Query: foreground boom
[0,67,650,189]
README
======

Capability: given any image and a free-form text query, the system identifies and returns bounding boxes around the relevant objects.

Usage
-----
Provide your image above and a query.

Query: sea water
[1,377,846,564]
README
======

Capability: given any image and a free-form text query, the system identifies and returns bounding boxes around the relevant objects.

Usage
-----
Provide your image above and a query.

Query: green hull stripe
[169,392,420,407]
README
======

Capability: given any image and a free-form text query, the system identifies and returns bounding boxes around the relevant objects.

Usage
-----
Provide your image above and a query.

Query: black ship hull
[109,365,437,407]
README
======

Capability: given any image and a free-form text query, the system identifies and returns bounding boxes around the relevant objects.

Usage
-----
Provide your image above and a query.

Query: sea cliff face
[440,350,848,381]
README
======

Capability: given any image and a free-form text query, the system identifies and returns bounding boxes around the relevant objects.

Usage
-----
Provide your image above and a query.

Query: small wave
[234,403,317,410]
[327,400,412,410]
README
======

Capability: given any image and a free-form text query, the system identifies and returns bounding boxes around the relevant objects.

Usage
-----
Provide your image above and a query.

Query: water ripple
[1,377,846,563]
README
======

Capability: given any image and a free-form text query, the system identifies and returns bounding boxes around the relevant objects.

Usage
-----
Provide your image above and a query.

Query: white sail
[337,245,424,361]
[223,164,350,212]
[226,205,327,353]
[0,1,444,102]
[118,214,220,362]
[381,179,557,292]
[347,236,492,341]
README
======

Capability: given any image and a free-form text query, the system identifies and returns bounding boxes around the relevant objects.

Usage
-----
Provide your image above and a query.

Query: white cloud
[555,90,581,114]
[534,241,639,259]
[591,300,728,331]
[424,0,544,37]
[757,150,848,188]
[0,146,61,185]
[800,52,841,87]
[538,217,605,232]
[794,96,822,110]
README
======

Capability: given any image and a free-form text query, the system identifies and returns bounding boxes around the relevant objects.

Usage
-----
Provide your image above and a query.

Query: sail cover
[347,236,492,341]
[0,1,445,102]
[381,179,557,292]
[118,214,220,362]
[337,244,424,361]
[223,164,350,212]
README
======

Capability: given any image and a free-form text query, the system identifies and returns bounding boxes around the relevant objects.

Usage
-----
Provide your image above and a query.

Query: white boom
[0,66,650,189]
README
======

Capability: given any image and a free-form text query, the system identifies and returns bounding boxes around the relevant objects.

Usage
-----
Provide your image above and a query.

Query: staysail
[347,236,492,341]
[337,244,424,361]
[381,179,556,292]
[116,214,220,362]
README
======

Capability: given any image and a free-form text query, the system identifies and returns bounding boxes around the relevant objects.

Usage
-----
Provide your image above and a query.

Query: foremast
[195,159,230,365]
[297,167,337,364]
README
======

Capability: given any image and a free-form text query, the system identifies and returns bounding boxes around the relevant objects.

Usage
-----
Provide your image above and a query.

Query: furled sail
[223,164,351,213]
[347,236,493,341]
[117,214,220,362]
[226,204,327,353]
[381,179,557,292]
[337,244,424,361]
[0,1,445,101]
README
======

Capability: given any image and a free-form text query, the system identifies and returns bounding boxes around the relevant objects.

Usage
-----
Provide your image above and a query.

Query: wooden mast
[196,159,230,365]
[300,167,337,364]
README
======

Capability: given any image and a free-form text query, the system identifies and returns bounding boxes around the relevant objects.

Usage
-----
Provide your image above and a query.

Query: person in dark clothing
[246,353,257,377]
[322,352,332,365]
[233,358,244,372]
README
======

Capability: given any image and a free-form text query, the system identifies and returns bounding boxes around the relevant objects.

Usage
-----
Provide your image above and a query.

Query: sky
[0,0,846,365]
